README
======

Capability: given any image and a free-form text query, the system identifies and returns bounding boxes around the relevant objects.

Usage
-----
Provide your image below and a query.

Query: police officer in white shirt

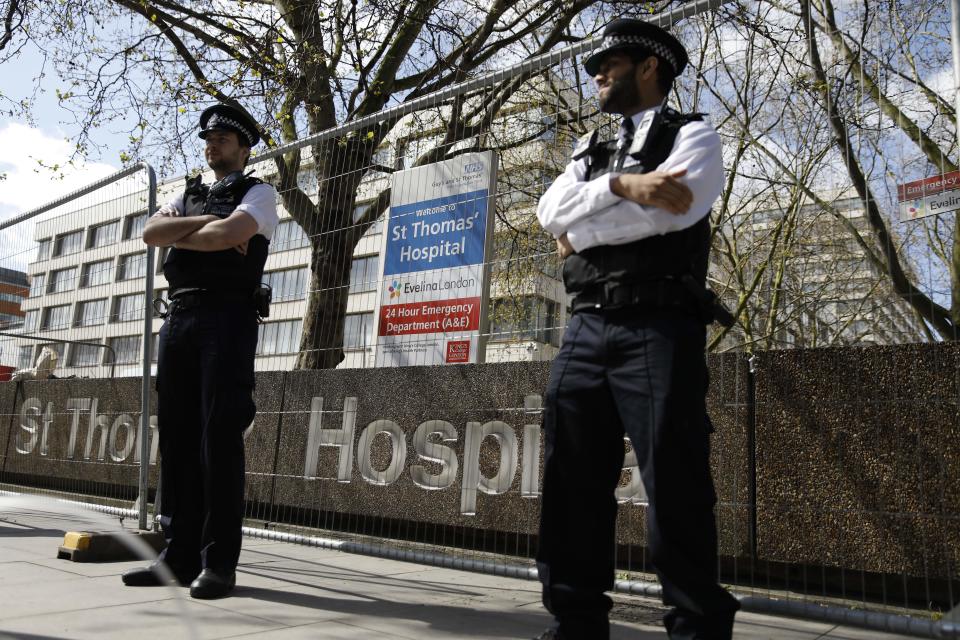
[534,19,739,640]
[123,104,279,599]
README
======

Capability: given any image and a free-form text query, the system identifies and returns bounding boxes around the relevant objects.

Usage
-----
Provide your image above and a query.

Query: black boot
[122,562,195,587]
[189,568,236,599]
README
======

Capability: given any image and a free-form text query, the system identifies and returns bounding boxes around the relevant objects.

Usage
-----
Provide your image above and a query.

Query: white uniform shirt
[536,106,724,252]
[153,181,280,240]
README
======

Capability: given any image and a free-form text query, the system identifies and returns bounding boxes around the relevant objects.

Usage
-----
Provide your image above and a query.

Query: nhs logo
[463,161,483,173]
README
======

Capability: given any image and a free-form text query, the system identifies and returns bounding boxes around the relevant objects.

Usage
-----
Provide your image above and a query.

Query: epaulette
[572,129,599,160]
[626,108,707,160]
[660,106,705,126]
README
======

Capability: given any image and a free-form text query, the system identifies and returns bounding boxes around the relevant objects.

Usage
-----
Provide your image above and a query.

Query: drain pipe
[241,525,958,638]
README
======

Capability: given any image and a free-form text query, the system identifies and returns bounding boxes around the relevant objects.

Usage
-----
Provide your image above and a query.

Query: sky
[0,41,126,215]
[0,40,128,271]
[1,3,956,233]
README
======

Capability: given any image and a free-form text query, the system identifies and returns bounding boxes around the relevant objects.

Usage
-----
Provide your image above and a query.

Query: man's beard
[207,155,236,172]
[599,74,641,114]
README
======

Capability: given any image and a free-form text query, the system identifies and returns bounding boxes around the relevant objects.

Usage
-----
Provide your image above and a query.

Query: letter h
[303,397,358,482]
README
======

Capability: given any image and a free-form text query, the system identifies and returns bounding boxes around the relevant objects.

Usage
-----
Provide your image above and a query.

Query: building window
[22,309,38,332]
[263,268,308,303]
[488,297,561,347]
[80,259,114,288]
[69,342,102,367]
[343,312,373,349]
[108,335,141,364]
[117,252,147,281]
[123,212,148,240]
[151,333,159,362]
[0,313,22,330]
[112,293,145,323]
[53,230,82,257]
[349,255,379,293]
[87,221,119,249]
[363,215,385,238]
[272,219,310,252]
[353,202,370,222]
[256,319,302,355]
[75,298,108,327]
[17,345,34,370]
[29,273,46,297]
[36,238,51,261]
[41,304,72,330]
[353,202,385,234]
[47,267,78,293]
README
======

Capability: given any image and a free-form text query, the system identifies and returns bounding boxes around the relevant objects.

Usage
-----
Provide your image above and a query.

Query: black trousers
[537,309,739,639]
[156,297,258,577]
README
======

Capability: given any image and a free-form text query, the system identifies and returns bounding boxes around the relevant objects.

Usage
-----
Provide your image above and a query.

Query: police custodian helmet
[198,104,261,147]
[584,18,689,77]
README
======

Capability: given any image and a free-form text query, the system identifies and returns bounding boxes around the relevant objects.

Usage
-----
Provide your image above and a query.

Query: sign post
[375,151,497,367]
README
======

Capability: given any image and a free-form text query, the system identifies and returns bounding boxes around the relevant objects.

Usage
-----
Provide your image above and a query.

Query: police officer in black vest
[534,20,739,640]
[123,104,278,598]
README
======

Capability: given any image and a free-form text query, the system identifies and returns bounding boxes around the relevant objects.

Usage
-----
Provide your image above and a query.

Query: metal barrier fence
[0,163,157,528]
[0,0,958,634]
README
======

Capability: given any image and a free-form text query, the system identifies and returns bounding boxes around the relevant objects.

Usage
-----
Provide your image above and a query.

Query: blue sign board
[383,189,489,276]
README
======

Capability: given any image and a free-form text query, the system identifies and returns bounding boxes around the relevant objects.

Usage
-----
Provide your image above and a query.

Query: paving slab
[0,502,926,640]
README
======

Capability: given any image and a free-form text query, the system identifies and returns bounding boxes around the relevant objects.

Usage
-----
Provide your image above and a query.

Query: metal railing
[0,0,957,635]
[0,162,157,529]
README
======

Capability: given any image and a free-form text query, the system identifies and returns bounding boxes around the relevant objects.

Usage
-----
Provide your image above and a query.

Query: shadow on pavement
[235,581,548,638]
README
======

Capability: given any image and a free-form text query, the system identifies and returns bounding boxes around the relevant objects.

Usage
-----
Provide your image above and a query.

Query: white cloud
[924,66,956,103]
[0,122,118,272]
[0,122,118,215]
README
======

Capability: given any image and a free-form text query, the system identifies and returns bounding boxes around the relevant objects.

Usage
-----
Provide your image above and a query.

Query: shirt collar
[626,105,660,130]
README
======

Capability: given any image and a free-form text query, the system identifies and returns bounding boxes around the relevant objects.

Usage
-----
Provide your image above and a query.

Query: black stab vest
[163,172,270,294]
[562,108,711,295]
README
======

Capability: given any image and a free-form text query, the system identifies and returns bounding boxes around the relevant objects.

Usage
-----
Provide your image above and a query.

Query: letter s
[16,398,42,454]
[411,420,459,490]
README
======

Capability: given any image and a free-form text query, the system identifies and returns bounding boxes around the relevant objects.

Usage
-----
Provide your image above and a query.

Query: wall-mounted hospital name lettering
[16,397,159,464]
[301,395,646,515]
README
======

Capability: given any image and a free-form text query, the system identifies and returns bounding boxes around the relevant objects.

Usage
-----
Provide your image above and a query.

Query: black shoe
[122,562,195,587]
[533,629,561,640]
[189,568,236,599]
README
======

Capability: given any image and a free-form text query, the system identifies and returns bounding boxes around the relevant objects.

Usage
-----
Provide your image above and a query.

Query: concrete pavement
[0,502,922,640]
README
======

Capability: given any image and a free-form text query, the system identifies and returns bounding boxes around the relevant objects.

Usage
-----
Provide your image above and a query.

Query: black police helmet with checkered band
[584,19,688,77]
[198,104,261,147]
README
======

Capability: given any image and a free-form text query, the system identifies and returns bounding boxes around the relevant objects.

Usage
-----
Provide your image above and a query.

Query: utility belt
[572,275,734,327]
[155,286,271,320]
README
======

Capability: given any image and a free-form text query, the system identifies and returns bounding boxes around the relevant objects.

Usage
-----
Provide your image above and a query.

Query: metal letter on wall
[65,398,91,459]
[460,420,519,515]
[615,438,647,505]
[133,415,159,464]
[521,394,542,498]
[357,420,408,486]
[108,414,136,462]
[84,398,110,461]
[410,420,459,490]
[303,396,358,482]
[16,398,41,455]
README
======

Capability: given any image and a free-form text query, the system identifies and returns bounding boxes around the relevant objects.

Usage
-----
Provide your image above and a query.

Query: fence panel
[0,0,957,633]
[0,164,157,522]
